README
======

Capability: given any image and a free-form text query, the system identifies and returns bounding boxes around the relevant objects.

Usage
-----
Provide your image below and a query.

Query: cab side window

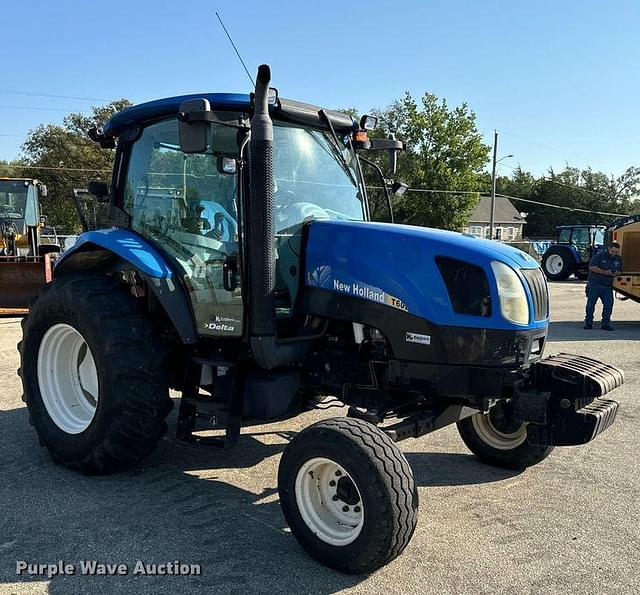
[123,117,244,338]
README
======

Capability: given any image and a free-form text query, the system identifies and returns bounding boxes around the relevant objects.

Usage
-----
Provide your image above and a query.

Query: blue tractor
[541,224,606,281]
[19,66,623,573]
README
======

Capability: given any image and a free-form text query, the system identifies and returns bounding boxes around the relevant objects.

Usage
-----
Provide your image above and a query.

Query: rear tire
[278,417,418,574]
[542,247,573,281]
[18,273,173,474]
[457,405,554,470]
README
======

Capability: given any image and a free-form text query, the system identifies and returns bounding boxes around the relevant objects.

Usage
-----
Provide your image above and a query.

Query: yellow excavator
[609,214,640,303]
[0,178,60,313]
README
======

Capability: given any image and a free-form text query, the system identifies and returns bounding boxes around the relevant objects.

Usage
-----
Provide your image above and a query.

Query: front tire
[19,274,173,474]
[278,417,418,574]
[457,405,554,470]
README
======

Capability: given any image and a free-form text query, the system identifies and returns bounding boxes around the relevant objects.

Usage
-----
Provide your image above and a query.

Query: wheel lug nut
[335,470,342,477]
[354,506,361,513]
[332,495,339,501]
[329,480,336,487]
[342,506,349,512]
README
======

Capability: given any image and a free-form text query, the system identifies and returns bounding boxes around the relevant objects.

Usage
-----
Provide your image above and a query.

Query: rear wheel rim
[546,254,564,275]
[37,323,99,434]
[472,412,527,450]
[295,457,364,546]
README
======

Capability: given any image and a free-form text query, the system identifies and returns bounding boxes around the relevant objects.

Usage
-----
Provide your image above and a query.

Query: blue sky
[1,0,639,180]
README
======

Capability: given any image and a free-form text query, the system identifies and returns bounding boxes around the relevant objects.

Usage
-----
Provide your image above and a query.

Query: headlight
[491,261,529,325]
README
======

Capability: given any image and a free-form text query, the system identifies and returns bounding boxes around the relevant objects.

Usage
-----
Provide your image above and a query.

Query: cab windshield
[273,123,364,233]
[0,180,28,219]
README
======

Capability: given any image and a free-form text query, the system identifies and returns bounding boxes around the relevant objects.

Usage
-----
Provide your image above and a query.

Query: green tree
[368,92,490,230]
[495,165,640,237]
[19,99,132,231]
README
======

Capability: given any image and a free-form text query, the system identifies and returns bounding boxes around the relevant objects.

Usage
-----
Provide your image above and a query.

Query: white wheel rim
[294,457,364,546]
[472,412,527,450]
[37,323,99,434]
[546,254,564,275]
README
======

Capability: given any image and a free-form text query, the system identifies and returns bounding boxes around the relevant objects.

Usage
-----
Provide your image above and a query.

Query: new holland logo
[406,332,431,346]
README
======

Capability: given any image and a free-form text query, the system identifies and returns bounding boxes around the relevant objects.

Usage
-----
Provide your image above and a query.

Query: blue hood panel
[56,229,173,279]
[304,220,546,331]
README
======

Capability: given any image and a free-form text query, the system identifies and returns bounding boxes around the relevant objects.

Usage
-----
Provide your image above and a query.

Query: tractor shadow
[0,403,519,594]
[548,320,640,342]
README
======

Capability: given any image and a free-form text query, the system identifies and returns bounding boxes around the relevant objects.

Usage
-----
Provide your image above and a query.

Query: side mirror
[88,180,110,202]
[359,114,378,131]
[39,184,48,198]
[178,98,213,154]
[218,156,237,175]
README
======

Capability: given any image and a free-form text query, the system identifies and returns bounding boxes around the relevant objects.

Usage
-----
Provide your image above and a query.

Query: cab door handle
[223,257,239,291]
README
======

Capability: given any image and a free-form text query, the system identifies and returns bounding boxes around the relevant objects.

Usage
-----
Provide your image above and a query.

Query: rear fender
[54,229,197,343]
[565,245,582,264]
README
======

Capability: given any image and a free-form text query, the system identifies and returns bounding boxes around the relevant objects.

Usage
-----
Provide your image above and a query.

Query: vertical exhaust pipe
[249,64,307,369]
[249,64,276,338]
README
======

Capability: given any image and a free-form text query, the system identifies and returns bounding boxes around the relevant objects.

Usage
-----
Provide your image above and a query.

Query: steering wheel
[292,202,330,220]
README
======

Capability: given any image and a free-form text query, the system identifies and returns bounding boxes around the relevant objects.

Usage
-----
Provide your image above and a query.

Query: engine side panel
[303,219,546,332]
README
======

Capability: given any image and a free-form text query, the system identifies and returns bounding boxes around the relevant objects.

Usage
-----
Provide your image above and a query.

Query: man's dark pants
[585,283,614,326]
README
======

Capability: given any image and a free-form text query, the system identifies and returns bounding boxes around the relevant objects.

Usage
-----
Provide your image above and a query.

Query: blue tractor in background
[18,66,623,573]
[541,224,606,281]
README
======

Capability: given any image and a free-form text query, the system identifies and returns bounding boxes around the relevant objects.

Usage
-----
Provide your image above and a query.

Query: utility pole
[489,130,498,241]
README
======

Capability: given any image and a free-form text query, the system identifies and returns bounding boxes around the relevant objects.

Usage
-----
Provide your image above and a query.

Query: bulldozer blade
[0,257,50,312]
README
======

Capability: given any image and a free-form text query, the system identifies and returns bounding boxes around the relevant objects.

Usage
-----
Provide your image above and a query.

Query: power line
[498,129,610,168]
[0,164,111,173]
[370,184,627,216]
[0,104,88,113]
[0,89,109,102]
[367,185,479,195]
[543,177,608,198]
[496,193,626,217]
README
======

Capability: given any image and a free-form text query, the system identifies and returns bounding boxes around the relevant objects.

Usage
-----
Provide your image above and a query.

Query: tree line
[1,94,637,235]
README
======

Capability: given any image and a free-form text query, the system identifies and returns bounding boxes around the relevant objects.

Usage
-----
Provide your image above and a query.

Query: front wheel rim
[295,457,364,546]
[472,412,527,450]
[37,323,99,434]
[546,254,564,275]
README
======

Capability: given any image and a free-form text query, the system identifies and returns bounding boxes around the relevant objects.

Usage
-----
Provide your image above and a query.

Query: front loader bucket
[0,256,51,313]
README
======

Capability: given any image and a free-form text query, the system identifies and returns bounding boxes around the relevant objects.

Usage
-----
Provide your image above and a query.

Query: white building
[463,196,526,240]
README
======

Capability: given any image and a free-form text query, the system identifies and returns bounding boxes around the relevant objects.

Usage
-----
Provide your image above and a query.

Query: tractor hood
[304,220,546,331]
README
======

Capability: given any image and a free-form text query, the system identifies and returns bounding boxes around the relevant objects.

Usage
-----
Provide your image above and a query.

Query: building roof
[468,196,525,225]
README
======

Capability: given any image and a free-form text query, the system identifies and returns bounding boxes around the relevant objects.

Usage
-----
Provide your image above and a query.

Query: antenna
[215,11,255,87]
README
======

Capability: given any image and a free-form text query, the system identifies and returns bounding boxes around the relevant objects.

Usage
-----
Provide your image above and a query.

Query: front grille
[520,267,549,321]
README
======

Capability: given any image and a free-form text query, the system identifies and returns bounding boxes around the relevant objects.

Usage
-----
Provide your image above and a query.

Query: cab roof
[103,93,356,138]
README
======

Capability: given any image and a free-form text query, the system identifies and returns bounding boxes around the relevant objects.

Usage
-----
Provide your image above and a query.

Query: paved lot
[1,281,638,594]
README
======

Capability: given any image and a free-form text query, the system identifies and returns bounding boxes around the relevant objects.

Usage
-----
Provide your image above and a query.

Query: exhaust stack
[248,65,307,369]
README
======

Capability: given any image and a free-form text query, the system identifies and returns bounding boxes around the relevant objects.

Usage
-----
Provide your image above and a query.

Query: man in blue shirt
[584,241,622,331]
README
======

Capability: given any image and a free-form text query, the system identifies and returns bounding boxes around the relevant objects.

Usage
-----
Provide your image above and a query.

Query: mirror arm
[359,156,394,224]
[360,138,405,151]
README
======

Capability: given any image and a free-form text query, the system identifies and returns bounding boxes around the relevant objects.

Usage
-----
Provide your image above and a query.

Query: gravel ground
[0,280,638,594]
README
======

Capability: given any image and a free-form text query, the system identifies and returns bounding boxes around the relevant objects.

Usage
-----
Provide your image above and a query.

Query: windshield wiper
[318,110,359,189]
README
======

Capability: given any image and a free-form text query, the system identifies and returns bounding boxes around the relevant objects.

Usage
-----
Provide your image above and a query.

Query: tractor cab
[0,178,60,312]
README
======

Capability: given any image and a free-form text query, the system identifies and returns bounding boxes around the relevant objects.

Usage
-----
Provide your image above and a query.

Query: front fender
[54,229,197,344]
[55,229,173,278]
